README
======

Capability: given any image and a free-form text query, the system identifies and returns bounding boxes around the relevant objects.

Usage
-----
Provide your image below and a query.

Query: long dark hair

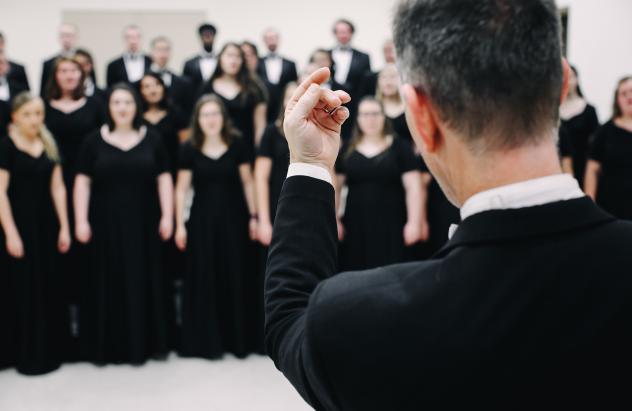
[570,65,584,98]
[138,72,170,112]
[613,75,632,120]
[105,83,144,131]
[46,56,86,101]
[209,42,265,104]
[189,94,240,149]
[345,97,393,158]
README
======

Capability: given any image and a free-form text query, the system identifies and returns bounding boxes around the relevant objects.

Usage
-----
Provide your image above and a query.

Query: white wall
[560,0,632,121]
[2,0,630,122]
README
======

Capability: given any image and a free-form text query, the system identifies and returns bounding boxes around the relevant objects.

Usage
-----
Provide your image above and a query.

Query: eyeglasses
[357,111,383,118]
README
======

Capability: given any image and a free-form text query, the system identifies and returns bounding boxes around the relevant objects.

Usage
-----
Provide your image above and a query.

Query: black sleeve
[586,105,600,135]
[178,142,195,170]
[334,145,347,175]
[265,176,339,411]
[0,138,13,171]
[257,125,275,158]
[172,106,189,131]
[289,61,298,82]
[558,124,572,158]
[150,131,170,174]
[233,137,251,165]
[75,132,97,176]
[395,138,418,174]
[589,123,609,163]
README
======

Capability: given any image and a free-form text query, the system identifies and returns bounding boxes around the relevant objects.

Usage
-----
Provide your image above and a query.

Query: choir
[0,19,631,376]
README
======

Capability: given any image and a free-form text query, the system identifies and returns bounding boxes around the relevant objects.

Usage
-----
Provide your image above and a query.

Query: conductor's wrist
[287,162,334,186]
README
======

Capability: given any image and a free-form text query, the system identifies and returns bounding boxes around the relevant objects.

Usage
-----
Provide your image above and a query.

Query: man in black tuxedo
[148,36,193,117]
[106,25,151,88]
[256,28,298,123]
[0,32,30,91]
[39,23,85,96]
[359,38,396,98]
[265,1,632,410]
[182,23,217,93]
[329,18,370,139]
[0,51,28,137]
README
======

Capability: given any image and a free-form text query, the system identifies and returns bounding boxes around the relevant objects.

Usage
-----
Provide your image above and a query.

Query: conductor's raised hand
[283,67,351,173]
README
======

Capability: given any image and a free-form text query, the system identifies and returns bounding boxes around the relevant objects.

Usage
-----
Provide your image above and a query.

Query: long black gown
[178,138,257,358]
[336,138,418,271]
[0,138,65,375]
[45,97,104,357]
[143,107,188,350]
[196,82,266,159]
[76,128,170,364]
[561,104,599,186]
[589,120,632,220]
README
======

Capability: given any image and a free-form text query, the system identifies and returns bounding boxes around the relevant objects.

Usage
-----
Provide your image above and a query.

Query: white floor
[0,354,312,411]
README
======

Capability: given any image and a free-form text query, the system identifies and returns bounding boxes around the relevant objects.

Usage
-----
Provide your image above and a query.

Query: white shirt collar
[448,174,585,239]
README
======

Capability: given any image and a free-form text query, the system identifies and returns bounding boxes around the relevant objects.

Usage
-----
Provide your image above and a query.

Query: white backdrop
[1,0,631,122]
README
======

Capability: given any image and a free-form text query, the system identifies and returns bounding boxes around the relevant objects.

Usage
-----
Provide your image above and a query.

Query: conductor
[265,1,632,409]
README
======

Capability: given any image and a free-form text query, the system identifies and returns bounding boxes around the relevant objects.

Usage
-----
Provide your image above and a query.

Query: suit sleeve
[106,62,115,89]
[265,175,340,410]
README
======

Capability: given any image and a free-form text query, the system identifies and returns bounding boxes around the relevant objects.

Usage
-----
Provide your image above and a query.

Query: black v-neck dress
[0,137,65,375]
[335,138,418,271]
[75,129,171,364]
[178,138,259,358]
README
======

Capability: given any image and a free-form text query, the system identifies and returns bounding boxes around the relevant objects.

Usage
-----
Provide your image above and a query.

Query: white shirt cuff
[286,163,333,186]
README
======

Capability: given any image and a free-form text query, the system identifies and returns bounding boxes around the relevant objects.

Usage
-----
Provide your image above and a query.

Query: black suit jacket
[256,56,298,123]
[265,175,632,410]
[7,61,29,91]
[328,48,371,98]
[182,55,212,94]
[106,55,151,88]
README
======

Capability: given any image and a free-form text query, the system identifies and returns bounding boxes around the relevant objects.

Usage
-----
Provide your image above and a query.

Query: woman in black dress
[44,57,104,353]
[254,82,296,245]
[0,92,71,375]
[139,72,188,177]
[335,97,424,271]
[559,65,600,186]
[74,48,107,105]
[139,72,187,349]
[585,76,632,220]
[74,84,174,364]
[197,42,267,159]
[376,63,413,143]
[174,94,258,359]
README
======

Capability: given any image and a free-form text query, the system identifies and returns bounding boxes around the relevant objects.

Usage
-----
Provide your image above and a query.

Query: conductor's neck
[446,138,563,207]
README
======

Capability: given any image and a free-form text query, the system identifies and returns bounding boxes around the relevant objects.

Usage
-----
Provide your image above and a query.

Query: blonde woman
[0,92,70,375]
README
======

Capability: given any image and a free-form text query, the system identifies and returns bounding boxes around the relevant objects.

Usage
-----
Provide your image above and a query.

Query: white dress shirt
[151,64,172,87]
[199,52,217,82]
[264,54,283,85]
[332,45,353,86]
[124,53,145,83]
[0,77,10,102]
[84,78,95,97]
[448,174,585,239]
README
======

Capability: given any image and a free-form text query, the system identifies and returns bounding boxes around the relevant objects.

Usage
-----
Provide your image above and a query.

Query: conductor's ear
[401,84,441,154]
